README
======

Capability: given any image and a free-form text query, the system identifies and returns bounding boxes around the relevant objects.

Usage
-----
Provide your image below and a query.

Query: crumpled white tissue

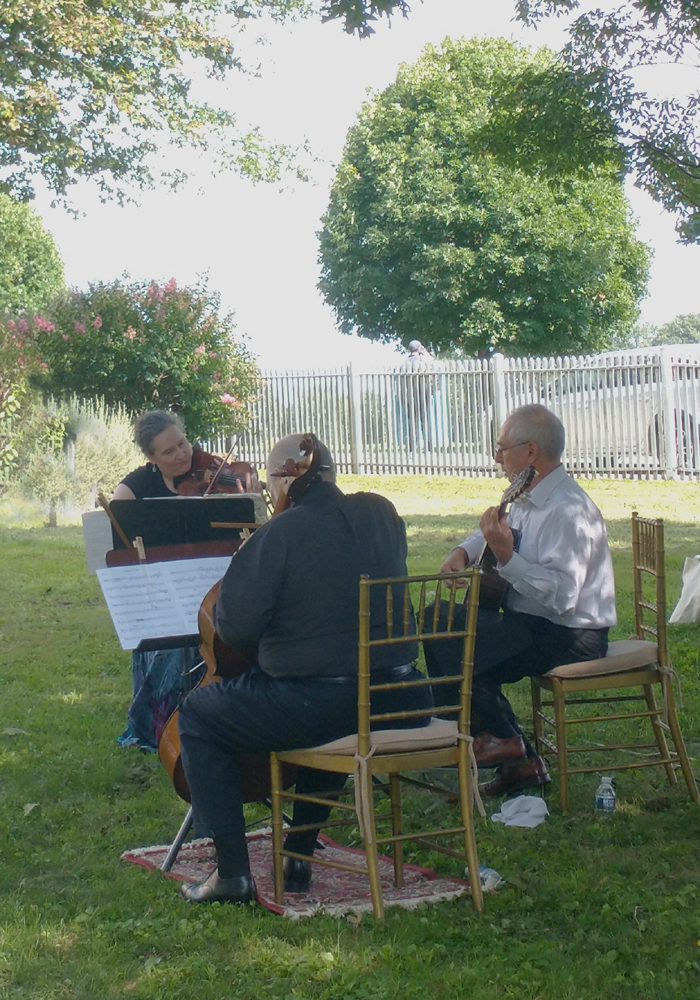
[491,794,549,828]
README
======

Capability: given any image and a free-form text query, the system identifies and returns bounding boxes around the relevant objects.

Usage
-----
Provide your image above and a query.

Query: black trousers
[178,665,433,876]
[423,605,609,755]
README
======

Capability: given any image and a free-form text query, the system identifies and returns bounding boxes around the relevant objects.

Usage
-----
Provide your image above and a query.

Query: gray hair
[134,410,184,457]
[506,404,565,461]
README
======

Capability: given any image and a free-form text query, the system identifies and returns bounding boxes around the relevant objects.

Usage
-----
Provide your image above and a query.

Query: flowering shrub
[28,278,259,441]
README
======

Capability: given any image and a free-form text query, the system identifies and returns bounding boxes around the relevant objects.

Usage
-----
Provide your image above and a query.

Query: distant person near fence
[399,340,436,453]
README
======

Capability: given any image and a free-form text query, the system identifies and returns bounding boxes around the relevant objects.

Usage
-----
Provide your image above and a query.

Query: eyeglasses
[494,440,528,455]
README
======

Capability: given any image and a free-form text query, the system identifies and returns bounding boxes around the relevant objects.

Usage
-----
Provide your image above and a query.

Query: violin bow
[203,437,240,496]
[97,491,133,549]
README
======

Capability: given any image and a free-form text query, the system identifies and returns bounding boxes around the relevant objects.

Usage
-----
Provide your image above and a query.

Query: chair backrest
[357,568,482,756]
[631,511,669,667]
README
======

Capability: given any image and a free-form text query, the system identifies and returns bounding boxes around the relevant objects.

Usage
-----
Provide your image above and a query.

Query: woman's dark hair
[134,410,184,457]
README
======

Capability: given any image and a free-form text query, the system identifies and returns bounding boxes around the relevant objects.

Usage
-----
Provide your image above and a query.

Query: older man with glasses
[424,403,617,797]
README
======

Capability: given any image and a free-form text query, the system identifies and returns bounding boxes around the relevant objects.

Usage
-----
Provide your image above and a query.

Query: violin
[176,447,259,496]
[157,433,322,803]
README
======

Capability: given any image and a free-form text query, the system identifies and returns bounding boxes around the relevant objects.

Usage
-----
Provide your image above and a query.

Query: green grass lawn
[1,476,699,1000]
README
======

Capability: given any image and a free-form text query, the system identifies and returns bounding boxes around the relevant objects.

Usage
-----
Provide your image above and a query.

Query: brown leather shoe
[479,755,551,797]
[472,733,527,767]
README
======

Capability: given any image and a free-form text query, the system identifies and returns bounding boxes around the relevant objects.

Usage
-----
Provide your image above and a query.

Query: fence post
[658,346,678,480]
[490,353,508,444]
[347,362,363,474]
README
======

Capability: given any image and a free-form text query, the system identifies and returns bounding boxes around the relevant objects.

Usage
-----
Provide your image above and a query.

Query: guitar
[477,465,537,612]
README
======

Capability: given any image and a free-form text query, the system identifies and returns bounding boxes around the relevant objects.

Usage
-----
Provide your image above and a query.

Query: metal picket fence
[212,346,700,480]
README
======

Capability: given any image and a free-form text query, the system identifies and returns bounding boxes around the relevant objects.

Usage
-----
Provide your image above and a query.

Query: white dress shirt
[459,464,617,629]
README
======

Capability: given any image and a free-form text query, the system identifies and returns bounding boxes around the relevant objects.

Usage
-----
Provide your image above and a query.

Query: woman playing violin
[112,410,257,751]
[112,410,193,499]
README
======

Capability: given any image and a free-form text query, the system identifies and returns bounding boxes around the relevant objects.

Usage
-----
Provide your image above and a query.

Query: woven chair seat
[299,717,459,756]
[544,639,659,680]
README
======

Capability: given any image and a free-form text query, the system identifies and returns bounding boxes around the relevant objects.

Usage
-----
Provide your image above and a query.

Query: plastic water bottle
[594,776,616,814]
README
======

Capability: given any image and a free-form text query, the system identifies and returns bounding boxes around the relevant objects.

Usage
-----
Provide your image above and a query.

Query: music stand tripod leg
[161,806,194,871]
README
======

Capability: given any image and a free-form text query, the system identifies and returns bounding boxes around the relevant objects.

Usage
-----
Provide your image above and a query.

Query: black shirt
[119,463,178,499]
[215,478,418,678]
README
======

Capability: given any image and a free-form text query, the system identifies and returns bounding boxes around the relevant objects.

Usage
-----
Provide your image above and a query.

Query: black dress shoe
[180,869,257,904]
[479,755,551,798]
[283,857,312,893]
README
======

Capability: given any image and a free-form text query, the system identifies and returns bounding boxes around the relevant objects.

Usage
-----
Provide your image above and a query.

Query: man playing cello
[177,434,433,904]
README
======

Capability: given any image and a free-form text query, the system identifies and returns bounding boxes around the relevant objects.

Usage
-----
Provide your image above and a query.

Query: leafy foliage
[516,1,700,242]
[0,0,311,203]
[0,316,42,485]
[320,0,409,35]
[11,396,143,516]
[26,277,259,441]
[654,312,700,345]
[0,193,64,315]
[0,0,418,202]
[319,37,650,358]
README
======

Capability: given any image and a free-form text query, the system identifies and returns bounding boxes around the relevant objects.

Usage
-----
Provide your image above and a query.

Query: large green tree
[318,37,650,358]
[515,1,700,243]
[0,193,64,315]
[0,1,401,204]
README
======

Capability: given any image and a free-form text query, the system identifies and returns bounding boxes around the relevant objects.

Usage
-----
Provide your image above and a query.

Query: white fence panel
[210,347,700,480]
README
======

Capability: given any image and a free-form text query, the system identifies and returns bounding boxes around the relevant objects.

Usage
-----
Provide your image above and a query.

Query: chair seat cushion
[543,639,659,680]
[300,717,459,756]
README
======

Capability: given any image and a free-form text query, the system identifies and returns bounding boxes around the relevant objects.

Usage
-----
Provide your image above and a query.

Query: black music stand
[109,495,256,549]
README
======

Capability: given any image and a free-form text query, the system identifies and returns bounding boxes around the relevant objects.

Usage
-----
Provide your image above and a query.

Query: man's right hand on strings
[439,545,469,588]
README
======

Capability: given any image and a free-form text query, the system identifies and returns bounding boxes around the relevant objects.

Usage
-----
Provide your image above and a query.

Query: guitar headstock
[501,465,537,505]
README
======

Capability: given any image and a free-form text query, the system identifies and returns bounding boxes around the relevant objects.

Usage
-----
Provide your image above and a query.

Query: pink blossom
[74,322,86,334]
[124,326,137,340]
[62,334,69,341]
[33,315,56,332]
[220,393,235,404]
[194,344,206,358]
[209,351,218,358]
[8,320,15,330]
[213,372,221,381]
[93,316,102,329]
[40,361,48,370]
[17,318,28,334]
[164,278,177,293]
[147,282,164,303]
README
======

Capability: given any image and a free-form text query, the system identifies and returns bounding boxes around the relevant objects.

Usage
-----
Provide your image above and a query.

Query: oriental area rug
[122,830,475,919]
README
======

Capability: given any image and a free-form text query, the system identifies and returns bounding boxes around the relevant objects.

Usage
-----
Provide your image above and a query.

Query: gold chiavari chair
[270,568,485,919]
[531,512,698,811]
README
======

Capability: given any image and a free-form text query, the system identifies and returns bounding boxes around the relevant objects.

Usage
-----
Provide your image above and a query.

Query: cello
[157,433,322,804]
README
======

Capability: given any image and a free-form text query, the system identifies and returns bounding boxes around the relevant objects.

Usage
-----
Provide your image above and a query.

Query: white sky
[32,0,700,369]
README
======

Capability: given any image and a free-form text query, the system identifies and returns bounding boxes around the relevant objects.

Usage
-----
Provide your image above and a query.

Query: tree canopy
[0,193,64,315]
[654,313,700,345]
[0,0,404,204]
[514,1,700,243]
[318,37,650,358]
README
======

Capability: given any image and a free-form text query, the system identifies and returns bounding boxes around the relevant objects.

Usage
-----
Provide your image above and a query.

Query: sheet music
[167,557,233,624]
[96,555,232,650]
[81,509,114,573]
